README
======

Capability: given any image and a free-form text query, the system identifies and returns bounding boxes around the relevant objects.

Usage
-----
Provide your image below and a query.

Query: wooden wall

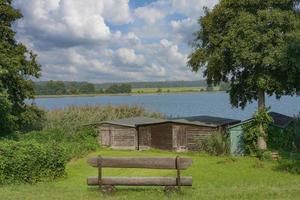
[172,124,218,151]
[97,124,137,150]
[96,122,223,152]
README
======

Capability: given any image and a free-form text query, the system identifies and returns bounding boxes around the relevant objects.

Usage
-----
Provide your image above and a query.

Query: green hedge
[0,140,68,184]
[20,128,98,160]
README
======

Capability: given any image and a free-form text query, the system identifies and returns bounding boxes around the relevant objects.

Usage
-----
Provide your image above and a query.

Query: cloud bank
[13,0,218,83]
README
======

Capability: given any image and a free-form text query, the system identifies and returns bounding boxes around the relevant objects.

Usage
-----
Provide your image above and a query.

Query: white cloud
[13,0,132,49]
[172,0,218,18]
[171,17,198,43]
[12,0,219,82]
[115,48,145,66]
[135,7,165,24]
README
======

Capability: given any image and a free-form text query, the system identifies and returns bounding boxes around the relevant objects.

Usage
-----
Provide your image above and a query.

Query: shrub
[198,132,230,156]
[268,126,296,152]
[0,140,68,184]
[20,127,98,160]
[277,159,300,174]
[19,105,46,133]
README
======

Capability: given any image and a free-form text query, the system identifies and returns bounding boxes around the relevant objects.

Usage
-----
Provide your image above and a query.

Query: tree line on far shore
[34,81,230,95]
[34,81,132,95]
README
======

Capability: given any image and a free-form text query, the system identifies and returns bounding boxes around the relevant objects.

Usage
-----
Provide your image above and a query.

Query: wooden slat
[87,176,192,186]
[87,157,192,170]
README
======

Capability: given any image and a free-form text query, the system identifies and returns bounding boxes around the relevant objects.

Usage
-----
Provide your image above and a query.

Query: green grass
[1,149,299,200]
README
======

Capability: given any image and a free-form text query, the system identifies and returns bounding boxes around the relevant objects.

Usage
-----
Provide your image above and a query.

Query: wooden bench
[87,156,193,193]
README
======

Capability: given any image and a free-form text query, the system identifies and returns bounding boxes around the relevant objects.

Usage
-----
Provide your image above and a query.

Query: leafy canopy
[0,0,42,135]
[188,0,300,108]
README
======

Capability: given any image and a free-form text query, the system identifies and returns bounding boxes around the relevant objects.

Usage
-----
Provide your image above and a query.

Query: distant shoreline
[35,90,225,99]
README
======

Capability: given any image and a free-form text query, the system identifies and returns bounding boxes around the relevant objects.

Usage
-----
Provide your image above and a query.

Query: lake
[33,92,300,120]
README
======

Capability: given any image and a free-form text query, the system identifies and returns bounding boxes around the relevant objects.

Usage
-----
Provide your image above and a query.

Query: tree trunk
[257,89,267,150]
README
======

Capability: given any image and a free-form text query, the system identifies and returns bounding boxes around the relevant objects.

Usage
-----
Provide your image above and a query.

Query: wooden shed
[96,116,241,151]
[229,112,295,155]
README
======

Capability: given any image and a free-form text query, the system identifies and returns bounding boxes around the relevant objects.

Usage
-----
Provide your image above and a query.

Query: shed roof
[100,115,241,128]
[101,117,166,128]
[171,115,241,127]
[229,112,294,129]
[268,112,294,128]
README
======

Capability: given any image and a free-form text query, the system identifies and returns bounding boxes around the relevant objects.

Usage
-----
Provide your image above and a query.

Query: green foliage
[256,150,273,161]
[188,0,300,108]
[0,0,41,135]
[0,127,98,185]
[277,152,300,174]
[277,159,300,174]
[105,83,131,94]
[0,140,68,184]
[198,132,230,156]
[78,82,95,94]
[243,108,273,155]
[293,117,300,151]
[268,125,296,151]
[0,91,15,135]
[20,128,98,160]
[18,105,46,133]
[45,81,66,95]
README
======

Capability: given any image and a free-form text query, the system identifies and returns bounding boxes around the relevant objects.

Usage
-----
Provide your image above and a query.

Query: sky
[13,0,219,83]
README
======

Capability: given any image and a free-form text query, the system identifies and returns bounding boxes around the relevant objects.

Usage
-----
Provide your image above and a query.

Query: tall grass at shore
[44,105,165,133]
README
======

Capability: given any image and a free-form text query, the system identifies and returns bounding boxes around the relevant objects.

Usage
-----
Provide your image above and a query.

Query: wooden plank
[87,177,192,186]
[87,157,192,170]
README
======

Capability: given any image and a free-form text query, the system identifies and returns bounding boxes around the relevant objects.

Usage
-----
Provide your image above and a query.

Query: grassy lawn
[1,149,299,200]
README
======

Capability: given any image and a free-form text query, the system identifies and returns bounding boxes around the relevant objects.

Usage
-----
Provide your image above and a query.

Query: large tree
[0,0,42,135]
[188,0,300,149]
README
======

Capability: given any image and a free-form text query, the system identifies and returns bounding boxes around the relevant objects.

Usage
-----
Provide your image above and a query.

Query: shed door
[151,124,173,150]
[100,128,111,146]
[230,128,245,155]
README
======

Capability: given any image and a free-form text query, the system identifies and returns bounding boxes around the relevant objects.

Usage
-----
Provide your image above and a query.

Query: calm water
[32,92,300,120]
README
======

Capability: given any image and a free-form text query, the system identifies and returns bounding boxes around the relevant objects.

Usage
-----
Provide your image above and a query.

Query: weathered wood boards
[87,157,192,170]
[87,156,193,193]
[87,177,192,186]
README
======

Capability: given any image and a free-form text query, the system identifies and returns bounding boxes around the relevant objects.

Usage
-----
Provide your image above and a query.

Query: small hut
[96,116,240,151]
[229,112,295,155]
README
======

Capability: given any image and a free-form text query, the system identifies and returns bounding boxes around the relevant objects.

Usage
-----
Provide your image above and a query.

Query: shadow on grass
[87,185,186,196]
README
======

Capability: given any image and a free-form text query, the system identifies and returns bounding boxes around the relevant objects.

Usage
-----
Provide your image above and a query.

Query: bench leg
[101,185,116,194]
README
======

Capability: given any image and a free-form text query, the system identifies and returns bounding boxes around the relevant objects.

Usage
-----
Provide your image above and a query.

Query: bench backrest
[87,156,192,170]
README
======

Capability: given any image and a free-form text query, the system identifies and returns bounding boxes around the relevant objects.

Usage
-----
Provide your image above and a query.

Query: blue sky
[13,0,219,83]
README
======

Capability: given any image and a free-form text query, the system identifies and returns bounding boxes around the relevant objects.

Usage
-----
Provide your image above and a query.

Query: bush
[198,132,230,156]
[19,105,46,133]
[20,127,98,160]
[0,140,68,184]
[277,159,300,174]
[268,126,296,152]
